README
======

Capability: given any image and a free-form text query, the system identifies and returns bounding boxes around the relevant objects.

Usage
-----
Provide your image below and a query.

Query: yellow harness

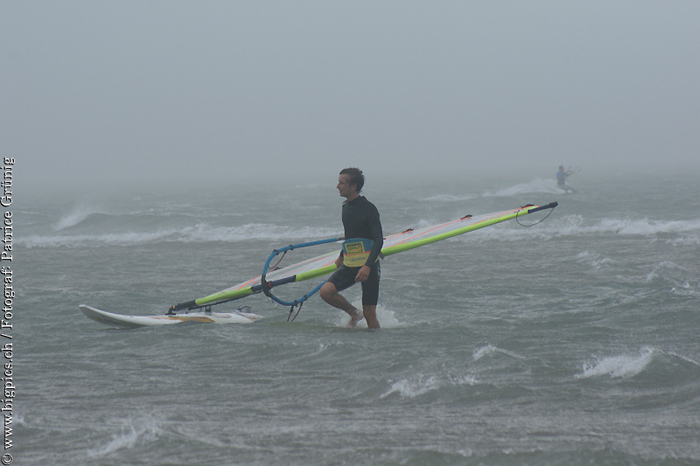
[342,238,374,267]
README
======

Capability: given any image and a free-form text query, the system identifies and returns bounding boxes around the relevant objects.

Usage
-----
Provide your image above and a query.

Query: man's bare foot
[344,311,364,329]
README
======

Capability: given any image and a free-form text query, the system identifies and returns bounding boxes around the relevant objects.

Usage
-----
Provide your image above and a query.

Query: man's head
[338,168,365,197]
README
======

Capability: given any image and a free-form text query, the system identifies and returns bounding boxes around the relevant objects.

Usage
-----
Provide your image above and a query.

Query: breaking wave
[380,372,477,399]
[87,415,163,459]
[482,178,562,197]
[450,215,700,243]
[577,348,656,379]
[53,204,107,231]
[20,223,341,248]
[423,178,561,202]
[23,214,700,249]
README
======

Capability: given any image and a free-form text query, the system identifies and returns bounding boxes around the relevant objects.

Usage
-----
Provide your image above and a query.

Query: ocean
[12,171,700,465]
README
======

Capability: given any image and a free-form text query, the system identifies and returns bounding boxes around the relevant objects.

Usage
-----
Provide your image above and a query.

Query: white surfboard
[81,202,557,329]
[79,305,263,329]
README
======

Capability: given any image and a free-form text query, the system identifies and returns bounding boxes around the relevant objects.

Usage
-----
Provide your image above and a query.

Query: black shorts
[327,262,380,306]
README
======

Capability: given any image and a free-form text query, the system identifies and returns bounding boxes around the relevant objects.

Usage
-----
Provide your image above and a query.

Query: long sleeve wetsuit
[341,196,383,265]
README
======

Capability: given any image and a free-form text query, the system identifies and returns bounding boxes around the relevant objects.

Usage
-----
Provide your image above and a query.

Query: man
[556,165,577,193]
[320,168,383,329]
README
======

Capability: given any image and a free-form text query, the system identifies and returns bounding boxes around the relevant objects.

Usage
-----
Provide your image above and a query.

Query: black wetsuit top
[342,196,383,266]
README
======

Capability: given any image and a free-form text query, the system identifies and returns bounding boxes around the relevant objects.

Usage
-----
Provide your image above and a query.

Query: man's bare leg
[362,305,380,329]
[320,282,363,327]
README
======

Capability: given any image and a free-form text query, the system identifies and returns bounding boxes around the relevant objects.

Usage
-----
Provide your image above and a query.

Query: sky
[2,1,699,193]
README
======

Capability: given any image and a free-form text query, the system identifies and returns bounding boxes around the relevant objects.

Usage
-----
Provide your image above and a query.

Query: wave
[53,204,107,231]
[20,223,341,248]
[576,348,700,382]
[667,234,700,247]
[24,214,700,249]
[548,215,700,238]
[25,192,700,251]
[52,203,221,233]
[576,217,700,237]
[645,261,693,283]
[482,178,562,197]
[423,193,479,202]
[577,348,655,379]
[332,304,405,329]
[422,178,561,202]
[472,344,526,361]
[449,214,700,244]
[380,372,477,399]
[87,415,163,459]
[575,251,612,270]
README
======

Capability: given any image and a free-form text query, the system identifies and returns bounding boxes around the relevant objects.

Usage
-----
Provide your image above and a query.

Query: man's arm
[356,205,383,282]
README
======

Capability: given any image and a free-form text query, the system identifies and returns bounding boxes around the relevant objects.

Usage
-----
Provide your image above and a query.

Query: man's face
[337,174,356,199]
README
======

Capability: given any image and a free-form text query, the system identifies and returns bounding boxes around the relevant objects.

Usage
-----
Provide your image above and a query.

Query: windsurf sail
[166,202,557,315]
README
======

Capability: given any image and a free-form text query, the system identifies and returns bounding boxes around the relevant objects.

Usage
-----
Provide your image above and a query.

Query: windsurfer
[319,168,383,329]
[556,165,576,193]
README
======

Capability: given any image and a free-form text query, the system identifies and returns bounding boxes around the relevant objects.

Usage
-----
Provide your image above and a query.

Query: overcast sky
[2,1,699,192]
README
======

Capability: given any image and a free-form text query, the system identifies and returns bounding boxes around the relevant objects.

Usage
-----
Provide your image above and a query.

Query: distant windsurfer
[556,165,576,193]
[320,168,383,329]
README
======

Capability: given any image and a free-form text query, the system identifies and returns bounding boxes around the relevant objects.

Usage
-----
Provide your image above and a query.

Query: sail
[172,202,557,311]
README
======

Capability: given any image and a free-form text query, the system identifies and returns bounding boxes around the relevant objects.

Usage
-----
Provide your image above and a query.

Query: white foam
[53,204,106,231]
[334,303,405,329]
[451,214,700,244]
[670,282,700,296]
[20,223,341,249]
[380,371,477,399]
[668,352,700,368]
[473,344,525,361]
[667,234,700,247]
[575,251,612,270]
[29,207,700,251]
[576,348,655,379]
[88,416,163,458]
[380,374,441,398]
[577,217,700,237]
[645,261,683,283]
[423,193,478,202]
[422,178,560,202]
[483,178,562,197]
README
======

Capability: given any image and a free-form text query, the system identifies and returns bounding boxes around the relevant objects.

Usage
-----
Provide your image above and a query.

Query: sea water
[12,171,700,465]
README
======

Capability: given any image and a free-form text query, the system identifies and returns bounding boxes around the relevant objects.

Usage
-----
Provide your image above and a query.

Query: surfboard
[81,202,557,328]
[79,305,263,329]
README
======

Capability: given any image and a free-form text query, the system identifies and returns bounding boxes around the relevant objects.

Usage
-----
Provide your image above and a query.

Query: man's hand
[355,265,370,282]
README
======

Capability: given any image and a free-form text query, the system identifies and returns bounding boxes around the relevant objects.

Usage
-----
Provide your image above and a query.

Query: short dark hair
[340,167,365,192]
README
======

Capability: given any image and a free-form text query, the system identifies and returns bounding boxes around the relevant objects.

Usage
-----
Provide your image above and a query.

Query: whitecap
[472,344,525,361]
[53,204,106,231]
[576,348,655,379]
[575,251,612,270]
[380,374,441,398]
[422,178,561,202]
[668,352,700,368]
[667,234,700,247]
[87,416,163,458]
[19,223,342,249]
[334,303,405,329]
[483,178,562,197]
[483,215,700,241]
[380,370,477,399]
[587,218,700,237]
[422,193,478,202]
[472,344,498,361]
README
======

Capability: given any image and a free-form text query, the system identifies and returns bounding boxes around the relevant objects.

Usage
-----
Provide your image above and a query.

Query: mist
[2,1,699,194]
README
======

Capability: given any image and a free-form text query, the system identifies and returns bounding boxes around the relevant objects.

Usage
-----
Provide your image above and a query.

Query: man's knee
[319,282,336,302]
